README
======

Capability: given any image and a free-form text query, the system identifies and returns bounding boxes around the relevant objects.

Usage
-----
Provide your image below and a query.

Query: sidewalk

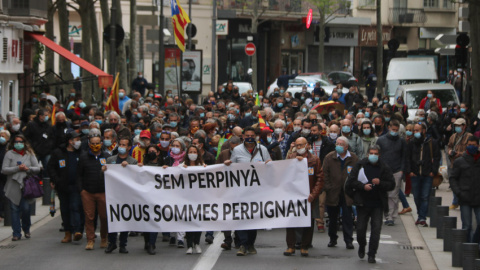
[0,197,59,243]
[402,181,462,270]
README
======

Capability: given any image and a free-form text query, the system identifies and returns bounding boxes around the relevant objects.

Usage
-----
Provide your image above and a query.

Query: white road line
[192,232,225,270]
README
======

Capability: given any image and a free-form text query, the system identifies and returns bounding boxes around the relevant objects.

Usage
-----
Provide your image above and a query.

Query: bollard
[474,259,480,270]
[443,216,457,251]
[452,229,467,267]
[42,177,51,206]
[462,243,479,270]
[3,197,11,226]
[428,196,441,218]
[433,206,449,230]
[30,201,36,216]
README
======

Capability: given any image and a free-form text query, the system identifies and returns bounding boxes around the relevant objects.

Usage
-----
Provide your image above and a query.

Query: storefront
[357,25,393,83]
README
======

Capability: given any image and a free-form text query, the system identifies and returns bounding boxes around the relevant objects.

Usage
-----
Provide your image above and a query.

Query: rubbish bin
[443,216,457,251]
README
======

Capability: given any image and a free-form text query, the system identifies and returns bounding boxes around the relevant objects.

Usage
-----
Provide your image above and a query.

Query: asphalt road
[0,215,421,270]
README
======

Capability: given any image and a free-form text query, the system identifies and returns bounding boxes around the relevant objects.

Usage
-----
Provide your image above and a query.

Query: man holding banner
[224,127,272,256]
[284,137,323,257]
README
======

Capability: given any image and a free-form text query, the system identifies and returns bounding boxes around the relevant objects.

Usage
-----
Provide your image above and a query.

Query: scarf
[13,149,25,156]
[170,151,186,167]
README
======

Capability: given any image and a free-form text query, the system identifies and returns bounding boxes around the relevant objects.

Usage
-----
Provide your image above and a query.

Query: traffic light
[455,33,469,68]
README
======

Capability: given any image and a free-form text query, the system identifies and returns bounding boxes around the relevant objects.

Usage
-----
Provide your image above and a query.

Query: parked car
[327,71,358,88]
[299,72,330,81]
[394,83,459,121]
[266,76,347,98]
[222,82,254,95]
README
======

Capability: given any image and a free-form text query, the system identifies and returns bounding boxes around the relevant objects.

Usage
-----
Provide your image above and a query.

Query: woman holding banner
[181,145,207,254]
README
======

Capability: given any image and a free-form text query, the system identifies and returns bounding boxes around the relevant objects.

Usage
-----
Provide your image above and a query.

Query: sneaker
[418,220,429,227]
[85,240,95,250]
[205,235,214,244]
[399,207,412,215]
[247,245,257,254]
[415,220,421,225]
[384,220,394,226]
[317,225,325,233]
[169,237,176,246]
[24,233,31,239]
[283,248,295,256]
[237,245,247,256]
[119,246,129,254]
[186,247,193,254]
[177,240,185,248]
[449,204,459,210]
[195,244,202,254]
[327,239,337,247]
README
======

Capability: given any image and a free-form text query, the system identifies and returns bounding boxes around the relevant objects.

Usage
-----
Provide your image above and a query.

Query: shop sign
[216,20,229,35]
[359,26,392,47]
[322,27,358,47]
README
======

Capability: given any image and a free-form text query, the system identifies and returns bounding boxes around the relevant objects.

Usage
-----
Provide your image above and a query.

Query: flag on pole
[51,105,56,126]
[255,94,260,106]
[258,111,266,129]
[105,73,120,114]
[171,0,190,52]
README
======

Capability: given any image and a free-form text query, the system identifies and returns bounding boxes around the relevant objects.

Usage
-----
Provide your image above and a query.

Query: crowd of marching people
[1,77,480,264]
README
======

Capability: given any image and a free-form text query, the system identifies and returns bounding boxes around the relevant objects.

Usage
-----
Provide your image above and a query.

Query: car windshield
[406,89,457,109]
[387,79,436,96]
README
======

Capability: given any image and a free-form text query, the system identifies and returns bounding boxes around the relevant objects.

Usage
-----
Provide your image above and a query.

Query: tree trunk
[114,0,128,90]
[45,0,55,93]
[99,0,110,73]
[129,0,137,91]
[317,10,325,72]
[375,0,383,97]
[251,18,258,91]
[79,0,92,101]
[469,1,480,111]
[58,0,73,97]
[89,2,101,102]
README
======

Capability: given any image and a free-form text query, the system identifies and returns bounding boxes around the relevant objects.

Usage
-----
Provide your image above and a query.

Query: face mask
[149,94,154,97]
[171,147,181,154]
[14,142,24,150]
[267,137,272,143]
[427,94,433,99]
[285,98,291,102]
[302,108,307,113]
[280,90,285,94]
[134,129,141,136]
[44,116,49,122]
[315,97,320,101]
[389,131,398,137]
[274,128,283,134]
[245,112,252,117]
[160,140,170,148]
[277,103,284,108]
[0,137,6,144]
[365,112,370,118]
[363,129,371,136]
[368,154,379,164]
[414,132,422,139]
[256,136,260,142]
[385,117,391,122]
[119,92,124,98]
[12,124,20,132]
[138,75,143,78]
[329,133,338,140]
[419,116,425,121]
[89,144,101,152]
[147,152,157,160]
[466,145,479,155]
[244,137,256,143]
[263,103,270,107]
[236,109,240,114]
[155,133,161,139]
[342,126,351,134]
[104,140,112,147]
[79,102,86,108]
[137,113,142,118]
[200,113,205,118]
[310,135,319,142]
[188,153,198,161]
[82,129,89,135]
[455,126,463,133]
[32,97,38,103]
[406,131,413,136]
[335,145,344,154]
[88,116,94,122]
[460,108,466,113]
[297,147,306,155]
[357,119,363,125]
[95,120,103,125]
[383,99,389,103]
[170,121,178,128]
[338,90,342,95]
[293,126,301,133]
[301,128,310,135]
[70,93,76,97]
[73,141,82,150]
[118,147,127,155]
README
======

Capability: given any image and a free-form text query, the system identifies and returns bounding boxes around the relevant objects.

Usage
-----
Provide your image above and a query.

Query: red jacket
[419,97,443,114]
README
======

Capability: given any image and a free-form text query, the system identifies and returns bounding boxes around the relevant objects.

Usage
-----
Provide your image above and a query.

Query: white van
[386,57,438,101]
[394,83,459,121]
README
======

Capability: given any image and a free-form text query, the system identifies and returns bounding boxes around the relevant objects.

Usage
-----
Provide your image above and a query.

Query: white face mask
[329,133,338,140]
[73,140,81,150]
[293,126,301,133]
[297,147,306,155]
[302,128,311,135]
[160,141,170,148]
[171,147,181,154]
[12,124,20,132]
[274,128,283,134]
[88,116,94,121]
[188,153,198,161]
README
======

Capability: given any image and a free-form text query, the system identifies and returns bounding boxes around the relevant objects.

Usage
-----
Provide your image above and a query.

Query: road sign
[435,34,457,46]
[245,42,256,56]
[434,45,455,56]
[306,9,313,29]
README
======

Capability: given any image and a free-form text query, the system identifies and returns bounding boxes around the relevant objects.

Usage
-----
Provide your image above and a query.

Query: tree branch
[67,2,80,13]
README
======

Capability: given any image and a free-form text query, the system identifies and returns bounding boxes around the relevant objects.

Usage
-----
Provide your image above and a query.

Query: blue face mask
[200,113,205,118]
[104,140,112,147]
[0,137,6,144]
[460,108,466,113]
[368,154,379,164]
[419,116,425,121]
[14,143,24,151]
[363,129,371,135]
[119,92,124,98]
[342,126,351,134]
[406,131,413,136]
[149,94,154,97]
[335,145,344,154]
[414,132,422,139]
[427,94,433,99]
[277,103,284,108]
[134,129,141,136]
[79,102,86,108]
[455,126,463,133]
[466,145,479,155]
[32,97,38,103]
[82,129,89,135]
[236,109,240,114]
[280,90,285,94]
[156,133,161,139]
[365,112,370,118]
[96,120,103,125]
[44,116,49,122]
[245,112,252,117]
[301,96,305,100]
[314,97,320,101]
[389,131,398,137]
[302,108,307,113]
[118,147,127,155]
[267,137,272,143]
[137,113,142,118]
[385,117,391,122]
[228,114,235,119]
[170,121,178,128]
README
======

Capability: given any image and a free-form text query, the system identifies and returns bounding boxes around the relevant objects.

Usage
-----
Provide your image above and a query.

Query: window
[406,89,458,109]
[18,38,23,62]
[424,0,437,8]
[2,38,7,62]
[358,0,376,7]
[424,0,453,8]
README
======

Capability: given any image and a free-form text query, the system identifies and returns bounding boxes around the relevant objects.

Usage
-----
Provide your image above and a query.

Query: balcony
[217,0,317,15]
[388,8,427,25]
[2,0,48,20]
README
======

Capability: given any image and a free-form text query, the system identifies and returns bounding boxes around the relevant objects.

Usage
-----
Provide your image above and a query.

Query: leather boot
[61,231,72,243]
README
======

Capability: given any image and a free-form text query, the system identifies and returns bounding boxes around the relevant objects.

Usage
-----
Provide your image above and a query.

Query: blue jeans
[460,205,480,243]
[57,186,84,233]
[10,198,31,238]
[452,193,459,205]
[411,176,433,221]
[399,189,410,208]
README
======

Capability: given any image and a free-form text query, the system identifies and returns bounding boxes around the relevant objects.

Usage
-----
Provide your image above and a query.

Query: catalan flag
[105,73,120,114]
[171,0,190,52]
[258,111,266,129]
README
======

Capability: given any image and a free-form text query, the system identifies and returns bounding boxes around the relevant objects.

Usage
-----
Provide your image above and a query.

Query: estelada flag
[105,73,120,114]
[171,0,190,52]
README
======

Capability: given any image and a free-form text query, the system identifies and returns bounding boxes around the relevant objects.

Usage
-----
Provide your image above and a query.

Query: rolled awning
[26,32,113,88]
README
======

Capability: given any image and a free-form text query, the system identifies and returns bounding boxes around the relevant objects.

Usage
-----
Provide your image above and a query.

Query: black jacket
[450,153,480,206]
[47,146,82,193]
[405,137,441,177]
[24,117,56,157]
[315,136,335,163]
[77,150,111,193]
[345,158,396,209]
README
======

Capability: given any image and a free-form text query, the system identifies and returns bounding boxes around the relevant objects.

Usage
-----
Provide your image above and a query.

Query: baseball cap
[454,118,466,125]
[66,129,81,140]
[140,130,151,139]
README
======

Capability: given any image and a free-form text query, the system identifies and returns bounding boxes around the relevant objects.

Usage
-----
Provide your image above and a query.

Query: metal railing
[388,8,427,24]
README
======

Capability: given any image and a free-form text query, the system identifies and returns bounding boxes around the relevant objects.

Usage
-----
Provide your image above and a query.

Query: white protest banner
[105,159,311,233]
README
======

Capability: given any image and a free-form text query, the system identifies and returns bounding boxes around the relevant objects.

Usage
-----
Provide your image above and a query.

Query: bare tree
[376,0,383,97]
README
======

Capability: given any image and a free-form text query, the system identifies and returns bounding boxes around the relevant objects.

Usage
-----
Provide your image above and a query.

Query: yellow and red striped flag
[258,111,266,130]
[105,73,120,114]
[171,0,190,52]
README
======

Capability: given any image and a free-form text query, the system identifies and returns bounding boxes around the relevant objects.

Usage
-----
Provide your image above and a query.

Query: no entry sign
[245,43,256,56]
